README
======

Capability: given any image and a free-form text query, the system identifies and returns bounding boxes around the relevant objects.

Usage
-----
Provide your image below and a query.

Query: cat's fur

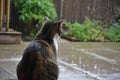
[17,20,63,80]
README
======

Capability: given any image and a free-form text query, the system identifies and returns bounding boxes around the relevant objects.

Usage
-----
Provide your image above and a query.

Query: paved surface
[58,40,120,80]
[0,40,120,80]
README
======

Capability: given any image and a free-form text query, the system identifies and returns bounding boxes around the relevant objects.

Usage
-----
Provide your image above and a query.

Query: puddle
[59,40,120,80]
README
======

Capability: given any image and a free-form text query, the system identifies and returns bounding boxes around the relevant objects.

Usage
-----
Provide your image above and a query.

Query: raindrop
[79,57,82,64]
[94,64,97,70]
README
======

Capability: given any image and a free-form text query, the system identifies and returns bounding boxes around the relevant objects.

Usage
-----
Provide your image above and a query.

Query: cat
[17,20,63,80]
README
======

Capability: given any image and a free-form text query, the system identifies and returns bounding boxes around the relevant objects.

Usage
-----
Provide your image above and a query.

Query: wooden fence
[54,0,120,23]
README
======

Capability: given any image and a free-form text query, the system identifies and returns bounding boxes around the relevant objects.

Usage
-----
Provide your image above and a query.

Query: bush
[105,21,120,41]
[64,17,105,42]
[13,0,57,24]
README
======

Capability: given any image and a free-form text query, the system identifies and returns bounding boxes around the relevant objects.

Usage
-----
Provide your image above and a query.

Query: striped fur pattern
[17,21,63,80]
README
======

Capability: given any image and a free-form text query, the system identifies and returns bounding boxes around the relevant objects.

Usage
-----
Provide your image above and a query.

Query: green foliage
[64,17,105,42]
[13,0,57,23]
[114,6,120,18]
[105,21,120,41]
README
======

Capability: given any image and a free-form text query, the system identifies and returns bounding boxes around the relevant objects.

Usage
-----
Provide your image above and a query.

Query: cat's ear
[57,20,63,28]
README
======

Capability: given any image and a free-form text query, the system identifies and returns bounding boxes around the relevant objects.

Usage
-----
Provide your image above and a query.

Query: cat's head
[34,20,63,43]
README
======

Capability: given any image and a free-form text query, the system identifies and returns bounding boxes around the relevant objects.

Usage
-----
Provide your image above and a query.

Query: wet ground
[0,40,120,80]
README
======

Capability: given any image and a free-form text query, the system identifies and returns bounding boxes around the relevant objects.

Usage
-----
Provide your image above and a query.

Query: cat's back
[17,40,58,80]
[24,40,49,55]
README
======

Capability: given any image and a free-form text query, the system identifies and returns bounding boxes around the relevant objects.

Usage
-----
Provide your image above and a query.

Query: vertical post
[6,0,10,31]
[60,0,64,19]
[0,0,4,31]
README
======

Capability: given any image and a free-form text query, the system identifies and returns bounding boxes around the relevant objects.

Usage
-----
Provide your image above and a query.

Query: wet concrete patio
[0,40,120,80]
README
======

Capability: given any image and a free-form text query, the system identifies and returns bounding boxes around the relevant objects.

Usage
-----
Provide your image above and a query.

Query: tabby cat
[17,20,63,80]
